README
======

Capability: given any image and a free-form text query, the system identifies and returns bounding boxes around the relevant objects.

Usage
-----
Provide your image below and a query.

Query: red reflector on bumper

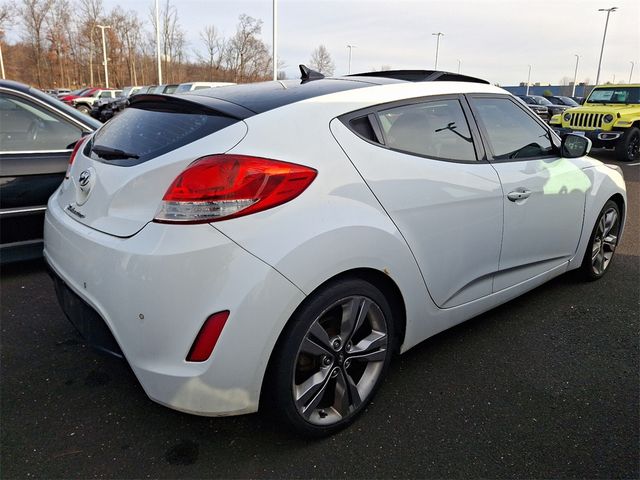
[186,311,230,362]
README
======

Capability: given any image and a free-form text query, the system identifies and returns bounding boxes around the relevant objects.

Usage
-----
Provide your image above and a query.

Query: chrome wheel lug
[344,359,351,369]
[331,368,339,378]
[322,355,332,367]
[345,342,352,352]
[331,337,342,351]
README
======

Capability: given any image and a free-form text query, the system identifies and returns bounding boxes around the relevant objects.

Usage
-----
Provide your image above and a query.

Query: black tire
[615,127,640,162]
[76,104,91,115]
[267,278,395,437]
[580,200,621,280]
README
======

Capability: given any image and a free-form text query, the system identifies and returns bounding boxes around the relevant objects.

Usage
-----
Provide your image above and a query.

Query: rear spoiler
[129,94,255,120]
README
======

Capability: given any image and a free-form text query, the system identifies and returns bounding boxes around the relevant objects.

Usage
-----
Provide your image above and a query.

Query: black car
[0,80,100,262]
[90,86,145,122]
[514,95,549,120]
[517,95,569,119]
[544,95,580,107]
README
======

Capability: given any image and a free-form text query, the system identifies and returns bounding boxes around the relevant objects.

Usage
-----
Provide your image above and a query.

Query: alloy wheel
[591,207,619,276]
[292,295,388,425]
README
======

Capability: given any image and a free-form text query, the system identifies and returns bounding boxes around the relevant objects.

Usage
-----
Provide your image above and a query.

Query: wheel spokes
[334,369,361,418]
[350,330,388,362]
[306,323,334,355]
[339,297,370,344]
[295,368,332,416]
[293,294,389,426]
[602,210,618,237]
[603,234,618,252]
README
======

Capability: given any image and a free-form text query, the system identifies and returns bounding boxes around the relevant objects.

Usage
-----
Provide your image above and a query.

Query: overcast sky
[23,0,640,85]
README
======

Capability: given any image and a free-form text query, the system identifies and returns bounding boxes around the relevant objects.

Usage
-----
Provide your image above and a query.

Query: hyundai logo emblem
[78,170,91,187]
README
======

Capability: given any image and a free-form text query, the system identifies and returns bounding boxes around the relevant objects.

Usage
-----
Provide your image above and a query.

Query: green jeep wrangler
[550,84,640,162]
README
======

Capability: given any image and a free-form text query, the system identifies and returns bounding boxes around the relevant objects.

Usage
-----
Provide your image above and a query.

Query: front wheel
[615,127,640,162]
[268,278,395,437]
[76,104,91,115]
[581,200,621,280]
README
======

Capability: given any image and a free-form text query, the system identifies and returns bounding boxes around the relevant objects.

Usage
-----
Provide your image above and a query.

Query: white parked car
[44,67,626,436]
[174,81,236,93]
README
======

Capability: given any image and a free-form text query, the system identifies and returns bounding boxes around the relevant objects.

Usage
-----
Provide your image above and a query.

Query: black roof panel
[348,70,490,84]
[182,77,399,115]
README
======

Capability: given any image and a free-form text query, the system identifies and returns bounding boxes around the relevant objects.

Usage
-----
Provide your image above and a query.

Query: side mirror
[561,133,591,158]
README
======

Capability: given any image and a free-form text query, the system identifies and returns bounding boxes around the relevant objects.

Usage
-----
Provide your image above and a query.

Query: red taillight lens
[65,136,88,179]
[186,311,230,362]
[154,154,317,223]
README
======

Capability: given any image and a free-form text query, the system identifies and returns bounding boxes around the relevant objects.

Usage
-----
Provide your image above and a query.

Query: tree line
[0,0,280,89]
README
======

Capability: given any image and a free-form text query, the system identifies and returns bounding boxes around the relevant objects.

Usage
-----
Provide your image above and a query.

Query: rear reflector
[154,154,317,223]
[186,311,230,362]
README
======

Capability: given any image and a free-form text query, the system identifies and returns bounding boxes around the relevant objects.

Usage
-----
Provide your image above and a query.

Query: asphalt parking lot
[1,150,638,479]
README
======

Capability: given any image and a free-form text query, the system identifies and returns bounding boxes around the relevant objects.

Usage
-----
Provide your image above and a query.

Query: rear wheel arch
[259,267,407,407]
[609,193,626,230]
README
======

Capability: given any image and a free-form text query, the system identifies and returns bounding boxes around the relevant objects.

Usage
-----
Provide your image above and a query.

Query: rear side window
[376,99,476,161]
[89,106,238,166]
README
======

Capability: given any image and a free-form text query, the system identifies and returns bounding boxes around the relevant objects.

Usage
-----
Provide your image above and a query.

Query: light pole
[272,0,277,81]
[457,59,461,74]
[526,64,532,96]
[347,45,356,74]
[155,0,162,84]
[96,24,111,88]
[595,7,617,86]
[432,32,444,70]
[571,54,580,97]
[630,61,635,84]
[0,42,5,79]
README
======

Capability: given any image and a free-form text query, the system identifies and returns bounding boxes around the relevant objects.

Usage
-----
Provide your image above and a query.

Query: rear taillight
[186,311,230,362]
[65,137,88,179]
[154,154,317,224]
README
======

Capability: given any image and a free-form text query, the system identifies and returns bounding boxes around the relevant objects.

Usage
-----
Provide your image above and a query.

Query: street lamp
[572,54,580,97]
[155,0,162,84]
[595,7,617,86]
[347,45,356,74]
[630,61,635,84]
[272,0,278,81]
[0,42,5,80]
[526,64,532,96]
[96,24,111,88]
[457,59,461,74]
[432,32,444,70]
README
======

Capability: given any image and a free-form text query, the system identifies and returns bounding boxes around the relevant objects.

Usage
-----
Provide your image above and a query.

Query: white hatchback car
[44,67,626,436]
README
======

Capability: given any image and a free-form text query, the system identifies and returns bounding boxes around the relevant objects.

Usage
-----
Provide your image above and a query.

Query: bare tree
[46,0,72,87]
[19,0,54,87]
[198,24,225,80]
[309,45,334,76]
[0,2,16,32]
[78,0,103,85]
[225,14,271,82]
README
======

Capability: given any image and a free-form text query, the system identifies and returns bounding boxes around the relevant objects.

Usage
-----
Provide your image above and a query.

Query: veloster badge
[66,204,85,218]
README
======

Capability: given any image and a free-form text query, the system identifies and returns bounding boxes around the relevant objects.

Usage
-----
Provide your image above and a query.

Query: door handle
[507,189,532,202]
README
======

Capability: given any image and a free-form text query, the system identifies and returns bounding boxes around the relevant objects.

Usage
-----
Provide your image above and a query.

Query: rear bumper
[44,191,305,416]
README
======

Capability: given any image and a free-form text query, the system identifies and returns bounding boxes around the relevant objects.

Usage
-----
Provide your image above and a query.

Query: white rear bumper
[44,191,305,416]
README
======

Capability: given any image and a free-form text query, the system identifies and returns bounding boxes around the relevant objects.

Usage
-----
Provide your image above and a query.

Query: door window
[471,97,554,160]
[0,93,83,152]
[376,99,476,161]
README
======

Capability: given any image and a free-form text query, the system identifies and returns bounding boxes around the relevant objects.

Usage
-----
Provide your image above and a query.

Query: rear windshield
[88,106,238,166]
